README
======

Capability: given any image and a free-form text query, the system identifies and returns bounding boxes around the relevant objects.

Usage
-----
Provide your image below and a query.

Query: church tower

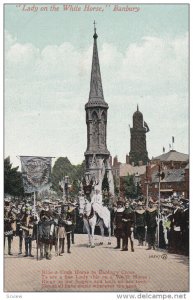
[129,105,149,166]
[84,23,114,195]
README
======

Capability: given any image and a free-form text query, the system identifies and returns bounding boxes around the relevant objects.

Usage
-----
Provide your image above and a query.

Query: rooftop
[119,163,146,177]
[152,150,189,162]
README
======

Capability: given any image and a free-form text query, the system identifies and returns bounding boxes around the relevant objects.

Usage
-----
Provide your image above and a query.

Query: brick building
[112,149,189,200]
[147,150,189,200]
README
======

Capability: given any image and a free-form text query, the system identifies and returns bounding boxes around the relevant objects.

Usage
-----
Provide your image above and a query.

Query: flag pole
[172,136,174,150]
[156,164,161,249]
[146,181,149,207]
[34,191,38,261]
[33,191,36,216]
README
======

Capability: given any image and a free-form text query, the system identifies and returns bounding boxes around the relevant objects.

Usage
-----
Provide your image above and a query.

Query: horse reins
[83,204,94,221]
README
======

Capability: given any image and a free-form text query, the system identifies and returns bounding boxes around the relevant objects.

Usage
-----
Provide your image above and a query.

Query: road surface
[4,234,189,292]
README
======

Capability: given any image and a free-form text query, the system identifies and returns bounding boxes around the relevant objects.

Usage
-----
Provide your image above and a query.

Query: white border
[1,1,192,300]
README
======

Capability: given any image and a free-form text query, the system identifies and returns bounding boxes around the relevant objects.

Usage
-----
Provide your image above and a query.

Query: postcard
[3,2,190,298]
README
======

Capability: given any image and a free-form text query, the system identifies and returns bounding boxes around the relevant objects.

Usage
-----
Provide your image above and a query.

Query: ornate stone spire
[86,21,108,109]
[84,23,114,196]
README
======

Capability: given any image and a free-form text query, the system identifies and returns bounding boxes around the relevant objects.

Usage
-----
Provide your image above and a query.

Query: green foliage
[102,171,109,192]
[51,157,86,197]
[113,175,120,196]
[122,174,137,199]
[4,156,24,197]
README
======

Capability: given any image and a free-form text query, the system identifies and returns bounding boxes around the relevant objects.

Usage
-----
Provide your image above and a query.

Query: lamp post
[157,165,165,248]
[145,164,152,207]
[134,172,140,199]
[145,179,149,207]
[64,175,69,202]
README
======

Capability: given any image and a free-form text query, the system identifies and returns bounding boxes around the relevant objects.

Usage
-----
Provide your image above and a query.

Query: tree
[102,171,109,192]
[70,161,86,197]
[113,175,120,196]
[51,157,86,197]
[121,174,137,199]
[4,156,24,198]
[101,171,109,206]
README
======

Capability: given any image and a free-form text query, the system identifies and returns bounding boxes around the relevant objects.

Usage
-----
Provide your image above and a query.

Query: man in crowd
[134,201,146,246]
[145,200,158,250]
[38,199,54,260]
[4,199,15,255]
[122,201,135,252]
[20,204,34,257]
[114,200,125,249]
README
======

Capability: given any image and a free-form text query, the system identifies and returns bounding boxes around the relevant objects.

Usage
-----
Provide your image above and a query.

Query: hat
[117,201,124,206]
[54,205,61,209]
[149,199,154,203]
[172,200,180,206]
[67,202,77,207]
[4,199,11,206]
[4,198,10,203]
[180,198,189,203]
[43,199,50,204]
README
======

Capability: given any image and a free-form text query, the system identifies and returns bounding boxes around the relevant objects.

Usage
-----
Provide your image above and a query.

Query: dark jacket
[135,210,146,228]
[114,208,124,238]
[146,208,158,228]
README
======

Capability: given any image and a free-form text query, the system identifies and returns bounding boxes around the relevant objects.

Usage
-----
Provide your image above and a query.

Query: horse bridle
[79,200,94,220]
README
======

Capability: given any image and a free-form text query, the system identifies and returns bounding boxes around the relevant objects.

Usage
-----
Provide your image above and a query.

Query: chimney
[113,156,118,166]
[126,154,130,164]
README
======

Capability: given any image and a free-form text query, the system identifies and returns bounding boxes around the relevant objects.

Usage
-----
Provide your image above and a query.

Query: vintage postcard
[3,2,190,299]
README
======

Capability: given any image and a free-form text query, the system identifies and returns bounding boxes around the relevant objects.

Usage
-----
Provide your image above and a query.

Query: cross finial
[93,20,98,39]
[94,20,96,33]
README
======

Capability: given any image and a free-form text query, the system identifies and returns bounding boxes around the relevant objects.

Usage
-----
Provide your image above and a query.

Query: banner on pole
[20,156,52,193]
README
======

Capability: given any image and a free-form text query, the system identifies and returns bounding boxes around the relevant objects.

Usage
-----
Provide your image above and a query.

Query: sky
[4,3,189,170]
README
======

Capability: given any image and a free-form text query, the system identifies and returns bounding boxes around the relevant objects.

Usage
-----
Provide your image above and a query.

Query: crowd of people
[111,196,189,255]
[4,192,189,259]
[4,198,76,259]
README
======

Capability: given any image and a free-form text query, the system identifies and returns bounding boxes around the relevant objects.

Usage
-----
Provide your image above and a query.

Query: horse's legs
[84,219,91,247]
[98,220,105,245]
[107,221,111,245]
[90,223,95,248]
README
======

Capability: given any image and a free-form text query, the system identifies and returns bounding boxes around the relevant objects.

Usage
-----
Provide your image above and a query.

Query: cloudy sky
[4,3,189,169]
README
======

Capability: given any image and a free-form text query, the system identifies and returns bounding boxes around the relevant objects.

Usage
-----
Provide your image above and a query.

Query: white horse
[78,197,111,248]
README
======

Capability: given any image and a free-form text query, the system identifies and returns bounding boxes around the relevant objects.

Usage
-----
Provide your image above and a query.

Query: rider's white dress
[91,194,109,228]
